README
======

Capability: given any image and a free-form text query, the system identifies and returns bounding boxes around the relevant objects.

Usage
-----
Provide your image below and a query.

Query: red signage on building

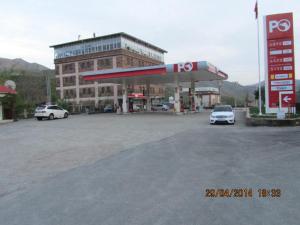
[265,13,296,111]
[174,62,198,73]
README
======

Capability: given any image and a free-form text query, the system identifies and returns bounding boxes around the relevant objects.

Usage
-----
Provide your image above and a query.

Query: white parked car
[210,105,235,125]
[34,105,69,121]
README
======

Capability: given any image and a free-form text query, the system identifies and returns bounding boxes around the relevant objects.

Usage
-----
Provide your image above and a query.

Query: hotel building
[51,32,167,111]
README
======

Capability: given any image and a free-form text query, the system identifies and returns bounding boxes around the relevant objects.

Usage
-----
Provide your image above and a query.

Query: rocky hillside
[0,57,49,72]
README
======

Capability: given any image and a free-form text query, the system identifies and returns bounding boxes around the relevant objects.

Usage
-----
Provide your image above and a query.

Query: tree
[254,86,265,103]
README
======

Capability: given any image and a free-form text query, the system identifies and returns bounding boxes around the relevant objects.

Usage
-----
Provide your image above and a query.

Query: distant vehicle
[104,105,113,113]
[164,102,174,110]
[162,104,170,111]
[133,104,142,112]
[151,104,163,111]
[210,105,235,125]
[151,103,170,111]
[34,105,69,121]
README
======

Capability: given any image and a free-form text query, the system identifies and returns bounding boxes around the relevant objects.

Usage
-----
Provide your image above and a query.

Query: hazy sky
[0,0,299,85]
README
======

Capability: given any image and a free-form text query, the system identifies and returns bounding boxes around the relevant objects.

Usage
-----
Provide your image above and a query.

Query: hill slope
[0,57,49,72]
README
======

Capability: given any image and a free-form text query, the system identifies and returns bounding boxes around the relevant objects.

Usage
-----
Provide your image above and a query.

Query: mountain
[194,80,255,100]
[0,57,49,72]
[245,79,300,92]
[180,79,299,105]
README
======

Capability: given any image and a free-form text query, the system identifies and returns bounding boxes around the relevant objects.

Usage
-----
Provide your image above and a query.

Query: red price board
[264,13,296,112]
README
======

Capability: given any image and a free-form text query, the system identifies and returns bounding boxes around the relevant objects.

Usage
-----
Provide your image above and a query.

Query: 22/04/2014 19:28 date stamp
[205,188,281,198]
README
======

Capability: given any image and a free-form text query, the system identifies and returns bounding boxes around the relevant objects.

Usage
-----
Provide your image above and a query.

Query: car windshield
[213,106,232,112]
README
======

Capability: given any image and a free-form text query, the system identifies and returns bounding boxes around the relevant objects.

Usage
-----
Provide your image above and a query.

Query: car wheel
[49,114,54,120]
[64,113,68,118]
[37,117,42,121]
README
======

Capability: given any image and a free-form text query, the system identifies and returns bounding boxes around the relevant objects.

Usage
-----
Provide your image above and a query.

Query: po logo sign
[269,19,291,33]
[177,62,193,72]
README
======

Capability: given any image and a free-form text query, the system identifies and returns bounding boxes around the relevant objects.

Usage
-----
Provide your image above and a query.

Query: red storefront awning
[0,86,17,94]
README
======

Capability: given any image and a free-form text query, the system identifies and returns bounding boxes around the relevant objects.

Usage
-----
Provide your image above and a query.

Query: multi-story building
[51,32,167,112]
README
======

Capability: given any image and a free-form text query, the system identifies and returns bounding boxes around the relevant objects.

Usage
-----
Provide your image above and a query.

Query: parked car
[151,103,170,111]
[151,104,163,111]
[162,104,170,111]
[133,104,142,112]
[210,105,235,125]
[34,105,69,121]
[104,105,113,113]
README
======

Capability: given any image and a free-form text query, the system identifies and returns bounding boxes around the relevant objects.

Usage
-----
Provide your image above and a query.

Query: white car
[34,105,69,121]
[210,105,235,125]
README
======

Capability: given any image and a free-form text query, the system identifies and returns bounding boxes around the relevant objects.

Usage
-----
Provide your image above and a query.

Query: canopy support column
[190,79,196,112]
[146,81,151,112]
[174,75,181,114]
[122,79,128,114]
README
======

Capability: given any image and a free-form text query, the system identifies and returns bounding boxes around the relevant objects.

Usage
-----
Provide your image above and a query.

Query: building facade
[51,33,167,112]
[0,85,17,121]
[182,87,220,109]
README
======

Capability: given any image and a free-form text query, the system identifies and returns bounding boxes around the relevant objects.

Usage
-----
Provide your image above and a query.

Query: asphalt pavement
[0,111,299,225]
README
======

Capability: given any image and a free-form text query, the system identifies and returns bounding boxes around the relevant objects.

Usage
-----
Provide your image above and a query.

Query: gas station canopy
[80,61,228,84]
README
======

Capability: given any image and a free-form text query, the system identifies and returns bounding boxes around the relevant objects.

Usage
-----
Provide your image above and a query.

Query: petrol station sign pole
[264,12,296,114]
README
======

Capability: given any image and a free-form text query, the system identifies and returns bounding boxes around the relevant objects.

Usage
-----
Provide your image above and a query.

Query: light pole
[255,1,262,115]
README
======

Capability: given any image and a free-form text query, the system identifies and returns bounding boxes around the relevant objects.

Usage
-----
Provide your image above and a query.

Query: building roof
[0,86,17,94]
[50,32,167,53]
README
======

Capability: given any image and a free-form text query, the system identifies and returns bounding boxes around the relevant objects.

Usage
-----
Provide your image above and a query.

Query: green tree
[254,86,265,102]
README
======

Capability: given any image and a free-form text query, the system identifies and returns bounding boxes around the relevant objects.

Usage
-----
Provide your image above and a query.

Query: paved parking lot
[1,111,240,198]
[0,111,299,225]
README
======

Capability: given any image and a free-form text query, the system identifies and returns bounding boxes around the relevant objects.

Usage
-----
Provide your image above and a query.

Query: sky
[0,0,299,85]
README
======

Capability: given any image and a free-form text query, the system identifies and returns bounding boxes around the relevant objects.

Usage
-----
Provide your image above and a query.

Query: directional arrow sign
[281,93,295,108]
[283,95,291,103]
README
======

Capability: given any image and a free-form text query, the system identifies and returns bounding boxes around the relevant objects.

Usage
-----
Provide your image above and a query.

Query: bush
[249,106,265,115]
[56,99,72,111]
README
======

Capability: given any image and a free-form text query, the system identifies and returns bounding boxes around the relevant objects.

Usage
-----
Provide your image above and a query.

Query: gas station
[81,61,228,114]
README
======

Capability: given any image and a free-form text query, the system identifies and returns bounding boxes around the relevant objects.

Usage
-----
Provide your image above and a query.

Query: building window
[126,57,134,67]
[99,86,113,96]
[63,76,76,87]
[63,89,76,99]
[150,87,155,94]
[55,65,60,75]
[79,60,94,72]
[62,63,75,74]
[56,78,60,87]
[116,56,123,68]
[80,87,95,98]
[138,60,144,67]
[53,36,163,63]
[97,58,113,70]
